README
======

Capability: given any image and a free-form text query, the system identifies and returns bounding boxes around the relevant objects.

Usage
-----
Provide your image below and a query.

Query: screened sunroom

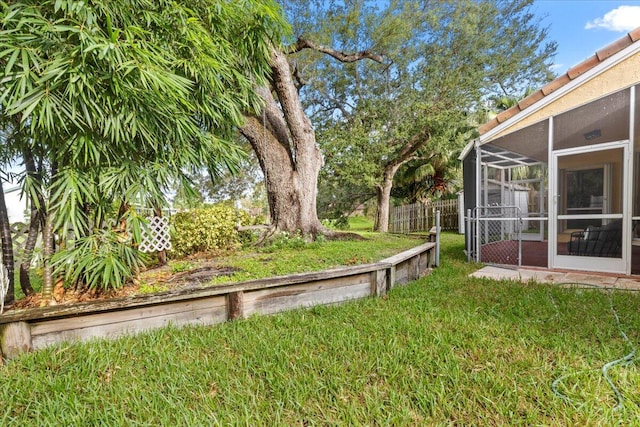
[462,28,640,275]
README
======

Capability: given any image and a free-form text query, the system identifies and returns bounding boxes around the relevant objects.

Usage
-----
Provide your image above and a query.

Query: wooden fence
[0,240,437,360]
[389,199,458,233]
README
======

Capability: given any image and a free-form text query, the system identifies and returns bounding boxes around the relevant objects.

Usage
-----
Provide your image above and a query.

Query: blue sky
[533,1,640,74]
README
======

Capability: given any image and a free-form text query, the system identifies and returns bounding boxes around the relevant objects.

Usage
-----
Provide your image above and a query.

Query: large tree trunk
[0,180,15,305]
[240,48,326,238]
[239,43,384,239]
[375,165,401,233]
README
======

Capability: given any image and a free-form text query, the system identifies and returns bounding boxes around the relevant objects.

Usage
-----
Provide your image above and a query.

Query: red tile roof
[478,26,640,136]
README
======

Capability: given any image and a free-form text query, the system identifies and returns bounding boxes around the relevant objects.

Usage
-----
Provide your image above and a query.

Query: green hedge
[170,205,251,257]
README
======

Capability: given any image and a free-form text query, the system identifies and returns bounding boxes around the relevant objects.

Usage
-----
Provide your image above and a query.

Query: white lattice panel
[139,216,172,253]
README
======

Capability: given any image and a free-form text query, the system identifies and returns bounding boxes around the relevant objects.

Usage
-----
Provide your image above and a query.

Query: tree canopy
[0,0,288,302]
[283,0,556,230]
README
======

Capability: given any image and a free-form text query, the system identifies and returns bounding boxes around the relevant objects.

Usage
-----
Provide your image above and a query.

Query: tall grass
[1,234,639,425]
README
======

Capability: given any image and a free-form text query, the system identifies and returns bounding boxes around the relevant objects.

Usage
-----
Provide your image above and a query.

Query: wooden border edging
[0,242,436,359]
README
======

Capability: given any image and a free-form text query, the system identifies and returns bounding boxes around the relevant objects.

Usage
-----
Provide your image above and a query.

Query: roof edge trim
[479,30,640,144]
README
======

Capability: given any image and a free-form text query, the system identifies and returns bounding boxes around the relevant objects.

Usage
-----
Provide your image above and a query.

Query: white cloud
[585,5,640,32]
[549,63,564,72]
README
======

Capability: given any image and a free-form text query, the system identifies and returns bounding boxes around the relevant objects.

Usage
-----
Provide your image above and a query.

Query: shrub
[52,229,147,291]
[170,205,247,257]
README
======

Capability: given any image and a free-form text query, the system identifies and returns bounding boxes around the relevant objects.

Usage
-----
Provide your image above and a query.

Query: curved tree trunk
[375,184,391,233]
[240,43,384,239]
[375,165,401,233]
[374,129,431,232]
[240,48,326,238]
[0,180,15,305]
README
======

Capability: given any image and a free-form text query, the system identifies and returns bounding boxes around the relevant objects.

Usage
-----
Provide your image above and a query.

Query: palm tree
[0,179,14,305]
[0,0,287,302]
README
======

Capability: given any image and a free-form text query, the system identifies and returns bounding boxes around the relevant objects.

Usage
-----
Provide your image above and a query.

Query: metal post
[500,168,505,240]
[466,209,472,262]
[518,207,522,268]
[475,207,481,262]
[435,210,441,267]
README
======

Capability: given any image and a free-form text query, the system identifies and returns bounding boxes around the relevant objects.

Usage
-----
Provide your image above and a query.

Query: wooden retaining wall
[0,242,436,360]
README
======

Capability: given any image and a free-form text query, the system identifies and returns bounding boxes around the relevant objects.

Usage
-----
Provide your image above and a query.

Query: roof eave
[478,27,640,145]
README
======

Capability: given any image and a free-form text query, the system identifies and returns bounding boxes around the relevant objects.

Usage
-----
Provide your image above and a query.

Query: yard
[1,233,639,425]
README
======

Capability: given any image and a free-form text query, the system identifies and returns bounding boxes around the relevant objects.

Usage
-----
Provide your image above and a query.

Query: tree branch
[269,47,316,156]
[254,86,292,153]
[291,61,307,90]
[289,37,386,64]
[387,130,431,169]
[316,87,352,119]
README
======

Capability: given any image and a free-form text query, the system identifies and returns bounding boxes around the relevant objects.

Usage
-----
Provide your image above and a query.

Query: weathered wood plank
[408,256,420,281]
[387,266,396,290]
[382,242,435,265]
[376,269,388,296]
[1,322,32,359]
[419,252,428,274]
[0,262,392,325]
[0,242,437,357]
[30,296,226,336]
[31,304,228,350]
[369,271,379,297]
[244,282,371,317]
[394,262,409,286]
[246,273,370,301]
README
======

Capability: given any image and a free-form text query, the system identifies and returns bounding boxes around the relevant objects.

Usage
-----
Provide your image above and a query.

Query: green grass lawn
[209,230,424,284]
[2,233,639,425]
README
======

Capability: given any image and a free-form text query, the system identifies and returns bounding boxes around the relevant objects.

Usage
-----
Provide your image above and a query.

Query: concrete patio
[471,265,640,291]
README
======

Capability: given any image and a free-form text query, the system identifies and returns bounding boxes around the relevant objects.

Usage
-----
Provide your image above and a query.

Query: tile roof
[478,26,640,136]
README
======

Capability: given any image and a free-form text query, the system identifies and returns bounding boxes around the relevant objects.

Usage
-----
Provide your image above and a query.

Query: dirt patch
[8,255,242,311]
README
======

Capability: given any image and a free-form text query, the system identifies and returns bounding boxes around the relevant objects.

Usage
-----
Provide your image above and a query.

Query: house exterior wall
[489,51,640,141]
[5,187,27,223]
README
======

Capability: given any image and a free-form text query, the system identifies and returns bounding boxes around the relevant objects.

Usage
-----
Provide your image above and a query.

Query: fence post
[518,207,522,269]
